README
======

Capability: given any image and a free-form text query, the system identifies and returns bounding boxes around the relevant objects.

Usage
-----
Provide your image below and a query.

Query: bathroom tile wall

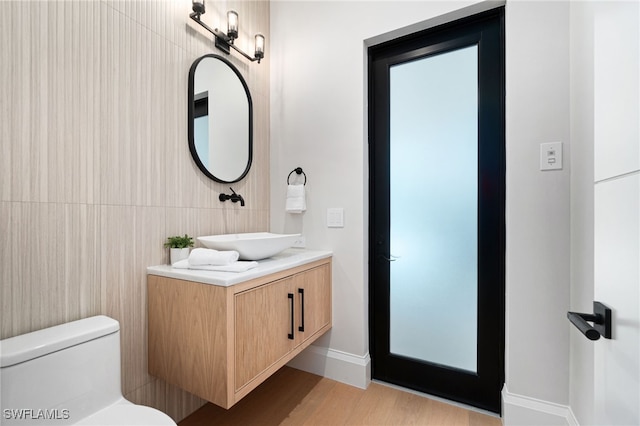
[0,0,270,421]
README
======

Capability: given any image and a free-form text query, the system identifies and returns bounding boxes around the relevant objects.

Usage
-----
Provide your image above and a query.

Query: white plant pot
[170,247,190,265]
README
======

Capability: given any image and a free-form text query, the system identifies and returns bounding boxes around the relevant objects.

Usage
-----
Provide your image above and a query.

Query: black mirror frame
[188,54,253,184]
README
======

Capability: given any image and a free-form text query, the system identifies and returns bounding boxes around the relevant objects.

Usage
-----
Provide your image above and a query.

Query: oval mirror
[188,54,253,183]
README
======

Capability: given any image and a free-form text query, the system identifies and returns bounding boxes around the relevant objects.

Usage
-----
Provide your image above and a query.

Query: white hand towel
[188,248,239,266]
[285,184,306,213]
[173,259,259,273]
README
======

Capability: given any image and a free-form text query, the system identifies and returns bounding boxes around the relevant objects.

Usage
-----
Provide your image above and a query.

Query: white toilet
[0,316,177,426]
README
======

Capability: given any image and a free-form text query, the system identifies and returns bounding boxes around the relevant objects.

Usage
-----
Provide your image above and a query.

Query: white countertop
[147,248,332,287]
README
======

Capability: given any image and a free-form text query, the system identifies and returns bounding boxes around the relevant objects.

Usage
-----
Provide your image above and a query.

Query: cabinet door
[294,264,332,346]
[234,277,296,391]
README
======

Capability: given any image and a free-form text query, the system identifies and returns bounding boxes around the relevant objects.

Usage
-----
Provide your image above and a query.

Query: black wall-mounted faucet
[219,187,245,206]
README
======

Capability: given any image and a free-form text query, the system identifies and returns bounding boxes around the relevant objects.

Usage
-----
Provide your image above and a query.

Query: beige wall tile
[100,205,166,394]
[1,202,13,337]
[0,5,11,202]
[1,202,101,339]
[2,0,269,422]
[63,204,101,319]
[125,378,207,423]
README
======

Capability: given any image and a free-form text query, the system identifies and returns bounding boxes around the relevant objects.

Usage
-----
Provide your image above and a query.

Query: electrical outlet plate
[540,142,563,171]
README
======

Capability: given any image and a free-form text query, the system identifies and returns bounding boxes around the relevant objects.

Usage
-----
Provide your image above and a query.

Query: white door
[593,2,640,425]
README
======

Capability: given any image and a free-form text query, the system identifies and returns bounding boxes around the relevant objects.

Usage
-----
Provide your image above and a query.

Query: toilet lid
[76,404,176,426]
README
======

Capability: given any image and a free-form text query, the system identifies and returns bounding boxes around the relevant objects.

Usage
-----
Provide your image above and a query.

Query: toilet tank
[1,316,123,425]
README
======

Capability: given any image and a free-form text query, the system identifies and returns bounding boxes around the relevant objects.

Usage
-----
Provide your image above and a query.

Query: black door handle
[379,254,398,262]
[567,301,612,341]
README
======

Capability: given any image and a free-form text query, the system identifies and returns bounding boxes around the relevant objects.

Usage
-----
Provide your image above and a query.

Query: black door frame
[368,7,505,414]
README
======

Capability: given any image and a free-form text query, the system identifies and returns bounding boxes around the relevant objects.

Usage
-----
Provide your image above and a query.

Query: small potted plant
[164,234,194,265]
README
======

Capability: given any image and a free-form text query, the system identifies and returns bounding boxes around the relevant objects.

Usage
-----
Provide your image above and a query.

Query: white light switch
[540,142,563,171]
[327,208,344,228]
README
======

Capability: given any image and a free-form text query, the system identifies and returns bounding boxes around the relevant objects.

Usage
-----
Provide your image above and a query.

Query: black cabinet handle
[288,293,294,340]
[298,288,305,332]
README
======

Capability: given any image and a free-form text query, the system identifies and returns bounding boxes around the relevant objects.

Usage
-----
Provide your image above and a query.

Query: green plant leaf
[164,234,194,248]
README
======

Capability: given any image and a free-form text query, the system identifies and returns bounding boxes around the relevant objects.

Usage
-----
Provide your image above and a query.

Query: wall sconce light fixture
[190,0,265,64]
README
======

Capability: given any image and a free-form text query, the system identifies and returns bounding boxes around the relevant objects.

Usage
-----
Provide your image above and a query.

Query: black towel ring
[287,167,307,185]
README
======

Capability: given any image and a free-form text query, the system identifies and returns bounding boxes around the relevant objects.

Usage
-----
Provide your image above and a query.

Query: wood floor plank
[344,383,400,425]
[281,377,337,425]
[389,392,437,425]
[424,398,470,425]
[300,381,366,425]
[178,367,501,426]
[469,410,503,426]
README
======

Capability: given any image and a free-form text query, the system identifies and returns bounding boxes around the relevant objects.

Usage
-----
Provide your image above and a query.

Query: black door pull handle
[298,288,305,332]
[288,293,294,340]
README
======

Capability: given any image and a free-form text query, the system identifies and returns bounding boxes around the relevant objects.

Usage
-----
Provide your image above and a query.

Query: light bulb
[254,34,265,61]
[227,11,238,40]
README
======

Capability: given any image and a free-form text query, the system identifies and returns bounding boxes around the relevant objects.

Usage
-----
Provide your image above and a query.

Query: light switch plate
[540,142,563,171]
[327,208,344,228]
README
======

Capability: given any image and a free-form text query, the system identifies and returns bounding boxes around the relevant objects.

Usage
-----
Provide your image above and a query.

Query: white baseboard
[502,385,579,426]
[286,344,371,389]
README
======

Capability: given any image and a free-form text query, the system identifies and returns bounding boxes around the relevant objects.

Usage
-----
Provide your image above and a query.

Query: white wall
[270,0,486,370]
[270,0,572,417]
[569,2,596,424]
[503,0,571,406]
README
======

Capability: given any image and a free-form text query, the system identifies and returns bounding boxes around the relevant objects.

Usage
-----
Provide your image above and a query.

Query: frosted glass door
[389,45,478,372]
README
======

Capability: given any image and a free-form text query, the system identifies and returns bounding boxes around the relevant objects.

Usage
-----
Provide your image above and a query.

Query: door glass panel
[389,45,478,372]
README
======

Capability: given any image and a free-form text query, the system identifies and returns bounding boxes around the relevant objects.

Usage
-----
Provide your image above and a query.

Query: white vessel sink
[197,232,301,260]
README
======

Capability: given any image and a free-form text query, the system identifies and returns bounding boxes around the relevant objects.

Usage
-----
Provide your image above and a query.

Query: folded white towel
[188,248,239,266]
[173,259,259,273]
[286,184,306,213]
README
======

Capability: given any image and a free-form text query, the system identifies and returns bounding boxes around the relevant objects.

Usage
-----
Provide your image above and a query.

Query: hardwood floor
[179,367,502,426]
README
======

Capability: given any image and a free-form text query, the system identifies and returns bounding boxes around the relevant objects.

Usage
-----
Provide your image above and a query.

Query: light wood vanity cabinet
[148,257,331,409]
[234,263,331,391]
